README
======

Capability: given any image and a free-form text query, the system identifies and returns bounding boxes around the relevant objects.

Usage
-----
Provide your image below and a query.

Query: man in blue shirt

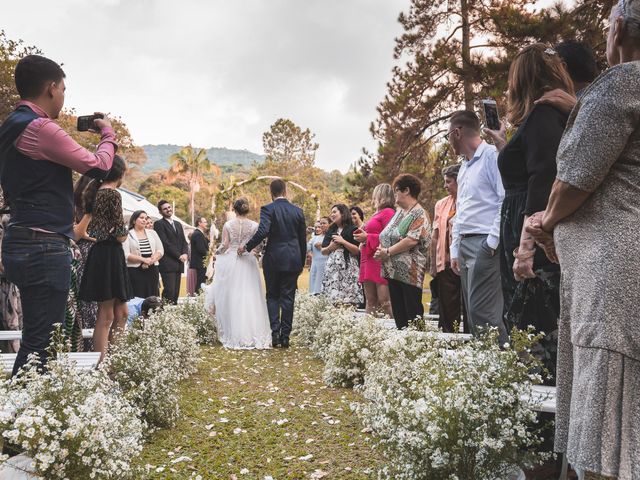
[446,110,508,344]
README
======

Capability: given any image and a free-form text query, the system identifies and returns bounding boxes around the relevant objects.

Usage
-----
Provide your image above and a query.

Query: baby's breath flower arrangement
[292,293,331,347]
[145,306,200,380]
[0,353,144,479]
[355,329,549,479]
[309,307,356,361]
[321,313,386,388]
[179,294,218,345]
[103,306,200,430]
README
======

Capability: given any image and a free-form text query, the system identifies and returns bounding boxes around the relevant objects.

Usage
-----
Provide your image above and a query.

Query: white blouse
[122,228,164,268]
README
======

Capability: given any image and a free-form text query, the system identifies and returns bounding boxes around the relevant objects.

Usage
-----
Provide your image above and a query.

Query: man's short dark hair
[157,199,170,211]
[14,55,66,99]
[450,110,481,132]
[555,40,599,84]
[196,216,207,226]
[270,179,286,198]
[392,174,422,198]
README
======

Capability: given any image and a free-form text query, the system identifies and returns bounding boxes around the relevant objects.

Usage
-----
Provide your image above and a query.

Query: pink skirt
[187,268,198,296]
[359,253,387,284]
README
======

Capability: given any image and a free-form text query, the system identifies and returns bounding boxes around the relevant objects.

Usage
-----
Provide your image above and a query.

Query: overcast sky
[3,0,409,172]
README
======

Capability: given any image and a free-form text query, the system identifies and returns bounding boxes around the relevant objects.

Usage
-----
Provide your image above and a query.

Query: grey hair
[617,0,640,41]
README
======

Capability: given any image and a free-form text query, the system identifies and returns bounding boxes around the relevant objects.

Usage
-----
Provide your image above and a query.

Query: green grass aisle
[136,345,383,479]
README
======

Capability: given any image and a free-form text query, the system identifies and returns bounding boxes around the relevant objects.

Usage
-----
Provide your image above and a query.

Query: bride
[204,198,272,349]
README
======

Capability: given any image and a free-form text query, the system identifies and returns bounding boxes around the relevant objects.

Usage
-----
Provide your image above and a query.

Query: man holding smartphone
[0,55,117,376]
[445,110,508,344]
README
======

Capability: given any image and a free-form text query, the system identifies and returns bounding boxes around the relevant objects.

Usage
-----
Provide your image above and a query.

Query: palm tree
[168,145,217,225]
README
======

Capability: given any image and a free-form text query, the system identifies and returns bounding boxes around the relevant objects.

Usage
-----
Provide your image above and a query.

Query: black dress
[128,235,160,298]
[79,189,132,303]
[497,104,566,380]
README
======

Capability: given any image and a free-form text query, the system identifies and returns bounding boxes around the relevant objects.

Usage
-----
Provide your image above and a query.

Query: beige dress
[554,61,640,479]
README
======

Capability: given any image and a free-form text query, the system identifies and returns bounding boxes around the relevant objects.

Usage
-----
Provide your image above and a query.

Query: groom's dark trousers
[244,198,307,341]
[263,259,299,339]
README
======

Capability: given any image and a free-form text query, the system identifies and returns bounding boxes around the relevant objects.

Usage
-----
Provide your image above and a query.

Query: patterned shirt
[87,188,127,242]
[379,203,431,288]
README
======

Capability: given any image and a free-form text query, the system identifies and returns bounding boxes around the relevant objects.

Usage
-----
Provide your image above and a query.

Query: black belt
[7,226,69,243]
[460,233,487,239]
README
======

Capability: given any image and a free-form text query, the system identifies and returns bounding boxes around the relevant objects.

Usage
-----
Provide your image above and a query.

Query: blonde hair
[372,183,395,210]
[507,43,574,125]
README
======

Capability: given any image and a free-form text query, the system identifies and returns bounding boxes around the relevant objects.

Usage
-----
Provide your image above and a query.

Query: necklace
[403,201,419,214]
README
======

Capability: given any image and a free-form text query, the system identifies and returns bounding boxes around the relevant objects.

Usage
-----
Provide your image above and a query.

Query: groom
[238,179,307,348]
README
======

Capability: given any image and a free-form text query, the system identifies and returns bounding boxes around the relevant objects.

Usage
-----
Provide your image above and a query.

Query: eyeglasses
[444,127,459,141]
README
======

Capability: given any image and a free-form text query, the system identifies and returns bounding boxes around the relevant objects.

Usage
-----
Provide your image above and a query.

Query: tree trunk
[190,181,195,226]
[460,0,474,110]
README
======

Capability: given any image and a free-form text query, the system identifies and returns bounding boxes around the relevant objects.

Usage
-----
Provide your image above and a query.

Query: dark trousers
[436,266,465,333]
[2,227,71,376]
[263,263,299,340]
[160,271,181,304]
[195,267,206,293]
[387,278,423,329]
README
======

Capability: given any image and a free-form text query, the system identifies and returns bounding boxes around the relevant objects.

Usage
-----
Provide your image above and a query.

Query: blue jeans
[2,227,71,376]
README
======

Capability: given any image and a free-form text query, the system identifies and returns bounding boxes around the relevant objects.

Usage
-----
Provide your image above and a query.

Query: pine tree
[349,0,611,212]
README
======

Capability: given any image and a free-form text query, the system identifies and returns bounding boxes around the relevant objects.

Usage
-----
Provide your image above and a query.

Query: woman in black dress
[489,43,573,380]
[79,156,132,361]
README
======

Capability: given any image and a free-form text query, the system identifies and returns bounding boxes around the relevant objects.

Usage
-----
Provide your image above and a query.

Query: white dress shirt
[450,141,505,259]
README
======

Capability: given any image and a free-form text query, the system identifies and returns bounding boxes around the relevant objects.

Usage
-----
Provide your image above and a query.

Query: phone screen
[482,101,500,130]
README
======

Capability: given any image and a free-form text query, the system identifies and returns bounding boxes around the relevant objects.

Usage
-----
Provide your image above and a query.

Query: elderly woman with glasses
[375,174,430,329]
[526,1,640,477]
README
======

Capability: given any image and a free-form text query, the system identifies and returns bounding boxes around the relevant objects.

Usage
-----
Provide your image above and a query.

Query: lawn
[136,345,385,479]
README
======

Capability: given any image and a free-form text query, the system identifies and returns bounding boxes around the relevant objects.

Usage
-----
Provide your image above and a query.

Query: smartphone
[481,99,500,131]
[354,228,363,235]
[77,113,104,132]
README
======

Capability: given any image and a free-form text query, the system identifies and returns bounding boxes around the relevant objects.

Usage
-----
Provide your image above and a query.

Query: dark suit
[245,198,306,341]
[189,228,209,292]
[154,218,188,304]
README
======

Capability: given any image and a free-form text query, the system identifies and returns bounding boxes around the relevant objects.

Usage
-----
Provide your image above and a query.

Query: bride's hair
[233,197,250,216]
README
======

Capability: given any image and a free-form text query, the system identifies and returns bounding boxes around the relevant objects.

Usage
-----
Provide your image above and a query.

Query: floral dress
[0,214,21,353]
[321,226,363,305]
[64,243,85,351]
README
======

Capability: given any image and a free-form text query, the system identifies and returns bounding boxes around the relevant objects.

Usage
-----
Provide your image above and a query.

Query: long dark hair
[128,210,147,230]
[73,174,93,222]
[83,155,127,213]
[329,203,353,231]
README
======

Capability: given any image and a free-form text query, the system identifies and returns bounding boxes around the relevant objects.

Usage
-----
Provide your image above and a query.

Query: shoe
[281,337,290,348]
[272,334,281,348]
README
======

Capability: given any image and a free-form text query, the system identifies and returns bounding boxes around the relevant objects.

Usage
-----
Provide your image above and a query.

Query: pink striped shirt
[14,100,117,174]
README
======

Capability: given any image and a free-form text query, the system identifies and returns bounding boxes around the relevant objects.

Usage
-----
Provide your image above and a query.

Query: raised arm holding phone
[0,55,118,377]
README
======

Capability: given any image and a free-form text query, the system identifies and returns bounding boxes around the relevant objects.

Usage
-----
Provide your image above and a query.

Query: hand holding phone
[481,99,500,131]
[77,113,106,132]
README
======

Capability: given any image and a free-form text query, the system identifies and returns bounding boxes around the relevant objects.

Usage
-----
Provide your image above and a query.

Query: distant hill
[141,144,265,173]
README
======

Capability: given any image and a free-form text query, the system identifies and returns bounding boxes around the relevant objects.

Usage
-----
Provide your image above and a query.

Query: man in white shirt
[446,110,508,344]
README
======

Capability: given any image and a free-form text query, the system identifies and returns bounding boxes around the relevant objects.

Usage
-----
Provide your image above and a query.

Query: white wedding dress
[204,218,272,349]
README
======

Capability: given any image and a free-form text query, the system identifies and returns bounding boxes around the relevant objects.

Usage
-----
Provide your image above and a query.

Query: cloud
[3,0,408,171]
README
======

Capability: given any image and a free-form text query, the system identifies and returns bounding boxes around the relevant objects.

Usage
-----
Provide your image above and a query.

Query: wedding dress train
[204,218,272,349]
